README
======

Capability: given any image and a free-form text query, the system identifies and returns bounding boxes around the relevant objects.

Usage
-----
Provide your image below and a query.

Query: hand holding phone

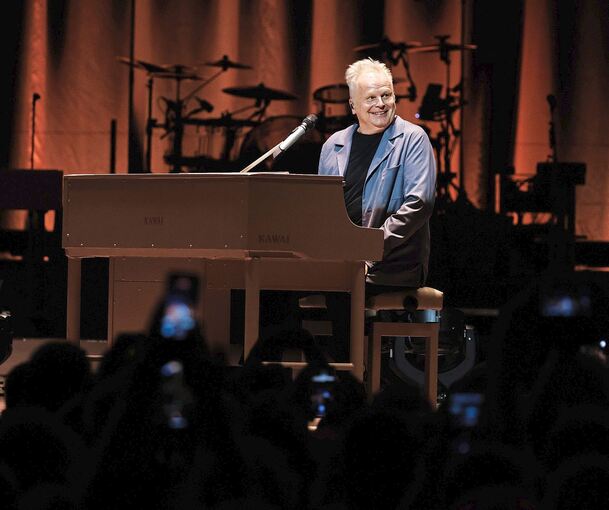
[310,369,336,418]
[158,273,199,341]
[448,392,484,429]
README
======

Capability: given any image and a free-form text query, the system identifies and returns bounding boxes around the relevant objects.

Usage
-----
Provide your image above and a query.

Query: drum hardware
[182,56,252,111]
[183,113,261,162]
[162,153,241,173]
[153,66,205,173]
[407,40,477,57]
[118,57,167,173]
[353,37,423,55]
[238,115,323,174]
[239,114,318,173]
[202,54,252,70]
[223,83,299,125]
[352,33,478,207]
[118,56,208,172]
[353,37,421,102]
[118,54,255,173]
[188,97,215,116]
[312,84,351,135]
[222,83,298,101]
[117,56,167,74]
[156,55,252,173]
[313,83,350,104]
[410,35,477,209]
[182,116,259,129]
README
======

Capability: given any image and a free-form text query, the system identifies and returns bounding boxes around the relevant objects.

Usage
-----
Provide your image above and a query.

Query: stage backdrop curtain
[2,0,608,241]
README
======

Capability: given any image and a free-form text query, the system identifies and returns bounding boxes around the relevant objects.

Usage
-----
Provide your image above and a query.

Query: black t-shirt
[343,130,384,225]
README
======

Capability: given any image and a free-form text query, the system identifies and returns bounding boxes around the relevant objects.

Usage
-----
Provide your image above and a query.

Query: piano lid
[62,172,383,261]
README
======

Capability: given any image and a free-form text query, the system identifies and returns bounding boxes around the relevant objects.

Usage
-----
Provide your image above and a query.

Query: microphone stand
[547,94,558,163]
[544,93,572,271]
[145,74,155,172]
[26,92,43,320]
[30,93,40,170]
[28,93,41,254]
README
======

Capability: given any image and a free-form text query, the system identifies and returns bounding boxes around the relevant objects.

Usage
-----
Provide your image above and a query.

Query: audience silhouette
[1,270,608,509]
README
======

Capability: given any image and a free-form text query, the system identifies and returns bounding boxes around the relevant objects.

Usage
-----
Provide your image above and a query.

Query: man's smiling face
[350,71,396,134]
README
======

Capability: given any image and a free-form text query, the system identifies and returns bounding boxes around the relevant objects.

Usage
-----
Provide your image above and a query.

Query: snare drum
[239,115,324,173]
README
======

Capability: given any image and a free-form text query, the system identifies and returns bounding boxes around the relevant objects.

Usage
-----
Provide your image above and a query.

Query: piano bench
[366,287,443,407]
[298,287,444,407]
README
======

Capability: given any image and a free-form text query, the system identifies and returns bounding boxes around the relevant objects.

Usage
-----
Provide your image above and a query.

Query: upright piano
[62,172,383,379]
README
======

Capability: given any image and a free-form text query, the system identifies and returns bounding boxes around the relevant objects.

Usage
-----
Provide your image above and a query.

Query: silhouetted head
[4,362,33,409]
[28,342,91,412]
[0,408,82,492]
[542,453,609,510]
[341,407,428,510]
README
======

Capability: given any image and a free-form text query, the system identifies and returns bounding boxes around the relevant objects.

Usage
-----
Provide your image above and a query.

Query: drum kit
[119,54,319,173]
[118,35,475,176]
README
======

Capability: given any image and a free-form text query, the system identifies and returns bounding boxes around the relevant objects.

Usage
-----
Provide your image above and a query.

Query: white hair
[345,58,393,97]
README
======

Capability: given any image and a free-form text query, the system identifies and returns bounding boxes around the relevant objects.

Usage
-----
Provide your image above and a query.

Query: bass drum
[238,115,323,174]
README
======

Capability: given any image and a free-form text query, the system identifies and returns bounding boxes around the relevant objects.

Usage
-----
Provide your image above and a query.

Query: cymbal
[353,38,422,53]
[204,55,252,70]
[116,56,167,74]
[222,83,297,101]
[183,116,259,128]
[409,42,477,54]
[154,71,202,81]
[159,63,199,74]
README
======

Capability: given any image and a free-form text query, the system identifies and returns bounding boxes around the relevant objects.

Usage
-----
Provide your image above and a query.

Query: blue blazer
[318,116,436,287]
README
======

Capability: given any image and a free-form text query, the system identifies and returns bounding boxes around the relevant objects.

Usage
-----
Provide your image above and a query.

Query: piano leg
[243,257,261,362]
[66,257,81,344]
[350,263,366,381]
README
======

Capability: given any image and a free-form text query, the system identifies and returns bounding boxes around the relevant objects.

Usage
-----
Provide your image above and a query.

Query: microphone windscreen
[303,114,318,129]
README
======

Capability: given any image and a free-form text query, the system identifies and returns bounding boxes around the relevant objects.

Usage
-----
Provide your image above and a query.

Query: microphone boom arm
[239,143,281,173]
[239,113,318,173]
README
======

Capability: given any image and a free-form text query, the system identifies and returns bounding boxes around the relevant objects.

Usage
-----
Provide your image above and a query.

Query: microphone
[274,114,318,157]
[33,93,41,102]
[193,97,214,113]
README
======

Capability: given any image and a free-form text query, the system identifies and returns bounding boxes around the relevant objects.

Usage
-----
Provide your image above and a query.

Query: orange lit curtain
[513,0,609,240]
[2,0,609,239]
[4,0,462,174]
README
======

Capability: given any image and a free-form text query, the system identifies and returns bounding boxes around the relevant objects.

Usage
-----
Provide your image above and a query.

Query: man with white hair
[319,58,437,292]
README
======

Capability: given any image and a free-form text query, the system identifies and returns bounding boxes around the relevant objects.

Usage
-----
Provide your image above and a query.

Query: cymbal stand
[172,81,184,173]
[182,68,224,106]
[249,98,271,122]
[393,47,417,102]
[168,67,253,169]
[217,104,260,161]
[163,74,188,173]
[144,73,156,172]
[435,35,463,207]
